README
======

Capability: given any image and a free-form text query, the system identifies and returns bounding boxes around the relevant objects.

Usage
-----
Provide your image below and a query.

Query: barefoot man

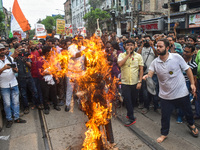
[143,39,199,143]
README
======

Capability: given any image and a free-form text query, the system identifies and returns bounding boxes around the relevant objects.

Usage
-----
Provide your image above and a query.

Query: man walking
[118,39,143,126]
[143,39,198,143]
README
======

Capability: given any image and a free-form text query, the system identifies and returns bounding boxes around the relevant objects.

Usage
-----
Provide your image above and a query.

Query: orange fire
[42,35,117,149]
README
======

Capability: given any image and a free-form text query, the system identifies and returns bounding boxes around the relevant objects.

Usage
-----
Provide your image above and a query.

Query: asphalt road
[0,101,200,150]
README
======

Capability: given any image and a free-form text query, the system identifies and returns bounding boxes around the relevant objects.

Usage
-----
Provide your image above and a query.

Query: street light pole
[130,0,134,37]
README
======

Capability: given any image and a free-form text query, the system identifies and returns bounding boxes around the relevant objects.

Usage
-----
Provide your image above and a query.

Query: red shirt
[30,50,40,78]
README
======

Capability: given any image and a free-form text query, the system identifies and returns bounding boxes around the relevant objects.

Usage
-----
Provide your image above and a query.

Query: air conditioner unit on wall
[180,4,187,12]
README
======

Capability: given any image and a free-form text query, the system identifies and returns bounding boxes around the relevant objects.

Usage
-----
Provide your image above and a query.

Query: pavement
[0,101,200,150]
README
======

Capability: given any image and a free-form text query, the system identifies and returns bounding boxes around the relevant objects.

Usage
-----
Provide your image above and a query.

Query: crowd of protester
[0,29,200,142]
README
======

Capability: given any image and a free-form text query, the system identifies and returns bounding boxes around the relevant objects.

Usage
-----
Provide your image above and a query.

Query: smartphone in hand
[7,64,16,68]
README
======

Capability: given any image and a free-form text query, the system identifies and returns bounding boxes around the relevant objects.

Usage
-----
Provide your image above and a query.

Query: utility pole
[168,0,171,31]
[130,0,134,37]
[117,0,122,37]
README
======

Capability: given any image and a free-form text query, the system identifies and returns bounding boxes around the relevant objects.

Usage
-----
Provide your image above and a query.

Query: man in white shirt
[65,37,86,112]
[143,39,198,143]
[0,44,26,128]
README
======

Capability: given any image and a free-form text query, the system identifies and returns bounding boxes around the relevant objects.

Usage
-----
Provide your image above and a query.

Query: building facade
[64,0,200,36]
[64,0,72,24]
[2,7,11,38]
[70,0,90,31]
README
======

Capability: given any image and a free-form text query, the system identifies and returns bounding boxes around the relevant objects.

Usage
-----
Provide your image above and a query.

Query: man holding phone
[0,43,26,128]
[118,39,144,126]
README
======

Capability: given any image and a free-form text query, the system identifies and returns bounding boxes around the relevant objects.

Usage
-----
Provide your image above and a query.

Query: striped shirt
[183,57,197,82]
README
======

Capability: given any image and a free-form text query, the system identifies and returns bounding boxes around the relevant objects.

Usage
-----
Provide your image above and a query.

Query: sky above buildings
[3,0,66,29]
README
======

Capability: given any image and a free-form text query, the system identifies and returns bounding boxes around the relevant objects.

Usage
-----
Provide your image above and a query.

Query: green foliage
[28,29,35,39]
[0,11,5,33]
[89,0,105,9]
[40,15,64,33]
[83,8,111,34]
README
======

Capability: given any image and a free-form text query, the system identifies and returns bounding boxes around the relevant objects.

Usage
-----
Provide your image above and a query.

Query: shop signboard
[141,23,158,31]
[189,13,200,28]
[140,19,164,31]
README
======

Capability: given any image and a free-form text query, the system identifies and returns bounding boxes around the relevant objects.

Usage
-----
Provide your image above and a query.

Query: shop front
[188,12,200,34]
[163,13,187,34]
[139,18,164,36]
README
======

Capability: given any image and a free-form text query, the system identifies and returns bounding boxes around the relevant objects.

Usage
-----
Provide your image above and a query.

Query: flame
[42,36,117,149]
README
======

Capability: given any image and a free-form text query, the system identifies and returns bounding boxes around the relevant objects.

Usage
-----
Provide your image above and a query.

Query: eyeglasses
[183,50,191,53]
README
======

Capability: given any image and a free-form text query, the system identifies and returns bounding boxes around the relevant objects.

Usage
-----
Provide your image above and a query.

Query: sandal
[31,105,36,110]
[187,124,199,137]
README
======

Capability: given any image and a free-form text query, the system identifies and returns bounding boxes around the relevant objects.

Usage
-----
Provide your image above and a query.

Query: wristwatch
[138,81,142,83]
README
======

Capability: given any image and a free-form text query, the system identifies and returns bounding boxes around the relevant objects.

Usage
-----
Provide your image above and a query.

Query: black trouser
[160,95,194,136]
[40,80,58,109]
[121,84,137,120]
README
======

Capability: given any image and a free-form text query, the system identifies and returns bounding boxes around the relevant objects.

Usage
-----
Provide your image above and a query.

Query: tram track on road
[38,109,53,150]
[116,115,165,150]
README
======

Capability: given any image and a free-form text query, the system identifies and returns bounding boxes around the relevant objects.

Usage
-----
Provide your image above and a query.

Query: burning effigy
[41,35,118,150]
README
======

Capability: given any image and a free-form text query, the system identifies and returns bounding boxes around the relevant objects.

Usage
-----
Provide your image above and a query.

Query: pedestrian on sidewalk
[143,39,199,143]
[0,43,26,128]
[118,39,144,126]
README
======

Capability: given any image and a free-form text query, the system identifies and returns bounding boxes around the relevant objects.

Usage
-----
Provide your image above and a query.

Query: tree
[28,29,35,39]
[83,8,111,34]
[0,11,5,35]
[89,0,105,9]
[40,15,64,33]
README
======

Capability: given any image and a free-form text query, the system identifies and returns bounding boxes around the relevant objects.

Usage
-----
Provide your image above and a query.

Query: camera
[143,39,150,43]
[18,49,30,57]
[8,64,16,68]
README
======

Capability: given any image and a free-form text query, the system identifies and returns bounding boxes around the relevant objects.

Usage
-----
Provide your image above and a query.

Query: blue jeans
[0,86,20,121]
[33,77,43,104]
[160,95,194,136]
[18,77,39,108]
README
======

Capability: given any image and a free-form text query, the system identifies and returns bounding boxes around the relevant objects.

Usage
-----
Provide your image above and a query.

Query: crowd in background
[0,30,200,131]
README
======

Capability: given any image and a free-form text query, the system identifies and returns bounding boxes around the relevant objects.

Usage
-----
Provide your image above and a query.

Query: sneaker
[124,119,136,127]
[24,107,29,114]
[44,109,49,115]
[138,104,144,109]
[176,116,183,124]
[54,106,61,111]
[141,108,149,114]
[14,118,26,123]
[6,120,13,128]
[65,105,70,112]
